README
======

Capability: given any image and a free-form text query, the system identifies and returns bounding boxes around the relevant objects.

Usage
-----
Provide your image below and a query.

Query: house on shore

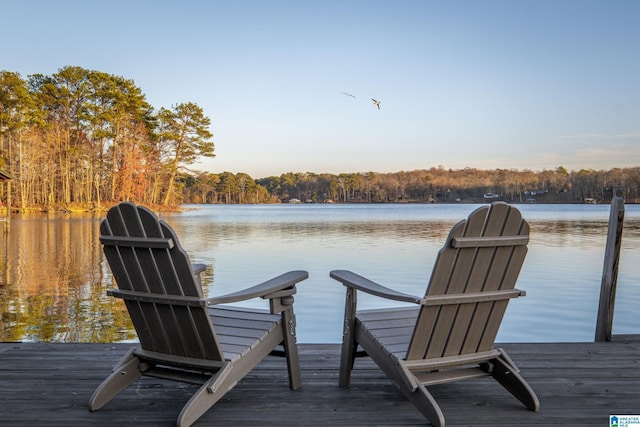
[0,169,15,228]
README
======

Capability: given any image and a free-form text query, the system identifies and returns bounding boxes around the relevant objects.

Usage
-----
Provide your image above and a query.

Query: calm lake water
[1,203,639,344]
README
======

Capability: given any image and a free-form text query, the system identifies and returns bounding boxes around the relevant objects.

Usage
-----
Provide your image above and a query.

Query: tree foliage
[0,67,214,209]
[248,166,640,204]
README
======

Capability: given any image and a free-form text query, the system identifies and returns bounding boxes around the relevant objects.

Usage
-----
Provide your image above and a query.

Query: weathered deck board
[1,339,639,426]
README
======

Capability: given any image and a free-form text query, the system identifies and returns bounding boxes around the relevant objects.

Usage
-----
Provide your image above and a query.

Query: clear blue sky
[2,0,639,178]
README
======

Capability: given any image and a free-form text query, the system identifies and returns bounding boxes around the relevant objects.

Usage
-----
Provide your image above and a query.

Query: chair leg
[402,384,447,427]
[339,334,357,388]
[281,308,302,390]
[89,349,142,411]
[491,356,540,411]
[176,362,234,427]
[339,287,358,388]
[353,325,446,426]
[367,350,446,427]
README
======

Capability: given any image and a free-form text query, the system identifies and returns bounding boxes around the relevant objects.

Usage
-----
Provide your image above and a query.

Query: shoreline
[6,198,634,214]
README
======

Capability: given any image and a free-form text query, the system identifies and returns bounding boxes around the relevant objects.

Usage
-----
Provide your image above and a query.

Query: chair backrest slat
[101,235,175,249]
[407,202,529,360]
[101,202,225,361]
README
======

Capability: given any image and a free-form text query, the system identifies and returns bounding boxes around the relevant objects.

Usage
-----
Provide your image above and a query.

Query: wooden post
[594,196,624,342]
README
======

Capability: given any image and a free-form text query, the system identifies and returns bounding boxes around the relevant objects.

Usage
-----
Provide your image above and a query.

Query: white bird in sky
[371,98,381,109]
[342,92,356,98]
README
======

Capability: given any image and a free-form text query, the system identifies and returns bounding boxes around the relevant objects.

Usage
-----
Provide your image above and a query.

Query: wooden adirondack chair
[331,202,539,427]
[89,202,308,427]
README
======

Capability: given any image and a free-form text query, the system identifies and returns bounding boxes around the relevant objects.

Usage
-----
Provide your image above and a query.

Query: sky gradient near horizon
[2,1,639,178]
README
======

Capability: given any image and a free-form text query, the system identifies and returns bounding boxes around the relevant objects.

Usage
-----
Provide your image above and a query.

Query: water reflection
[1,204,638,343]
[0,213,136,343]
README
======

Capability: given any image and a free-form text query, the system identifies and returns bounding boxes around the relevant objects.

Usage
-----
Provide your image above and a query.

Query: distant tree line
[181,167,640,205]
[2,67,638,210]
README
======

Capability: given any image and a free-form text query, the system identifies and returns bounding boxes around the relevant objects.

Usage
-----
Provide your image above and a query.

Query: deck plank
[1,339,639,426]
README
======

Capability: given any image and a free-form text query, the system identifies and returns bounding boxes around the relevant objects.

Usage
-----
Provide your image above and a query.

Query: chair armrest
[330,270,423,304]
[192,263,207,275]
[206,270,309,305]
[192,263,207,288]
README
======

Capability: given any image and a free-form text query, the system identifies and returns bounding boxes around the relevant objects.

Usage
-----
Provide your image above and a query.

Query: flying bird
[371,98,381,109]
[342,92,356,98]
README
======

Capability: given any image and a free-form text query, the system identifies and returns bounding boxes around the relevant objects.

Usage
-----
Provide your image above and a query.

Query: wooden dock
[1,338,639,426]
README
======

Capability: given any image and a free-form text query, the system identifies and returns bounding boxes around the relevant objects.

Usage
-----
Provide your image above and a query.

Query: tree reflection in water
[0,212,136,343]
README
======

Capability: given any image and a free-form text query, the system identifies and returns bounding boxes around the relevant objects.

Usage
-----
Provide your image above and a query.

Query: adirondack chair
[331,202,539,427]
[89,202,308,427]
